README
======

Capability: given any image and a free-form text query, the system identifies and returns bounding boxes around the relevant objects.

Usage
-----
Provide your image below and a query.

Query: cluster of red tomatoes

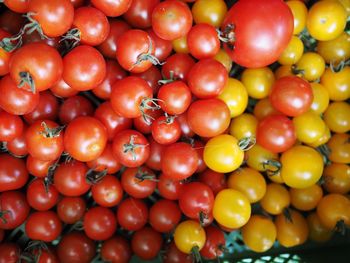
[0,0,350,262]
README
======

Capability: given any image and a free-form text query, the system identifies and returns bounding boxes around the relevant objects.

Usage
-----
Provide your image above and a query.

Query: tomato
[213,189,251,229]
[0,75,40,115]
[270,76,313,117]
[275,209,309,248]
[221,0,293,68]
[87,143,121,175]
[294,52,326,81]
[0,10,24,35]
[25,211,62,242]
[131,227,163,260]
[151,115,181,145]
[229,113,257,141]
[214,49,232,72]
[21,30,60,48]
[57,196,86,224]
[162,53,195,81]
[59,96,94,125]
[324,102,350,133]
[83,206,117,241]
[148,29,173,62]
[25,156,53,178]
[101,236,132,263]
[91,175,123,207]
[253,98,281,121]
[327,133,350,164]
[241,67,275,99]
[26,178,59,211]
[174,220,206,254]
[163,242,193,263]
[161,142,198,181]
[0,111,23,142]
[245,143,278,172]
[260,183,290,215]
[0,243,20,263]
[317,32,350,64]
[0,191,29,229]
[172,35,189,54]
[192,0,227,27]
[198,169,226,195]
[280,145,324,189]
[310,83,329,114]
[200,226,225,260]
[278,36,304,65]
[286,0,307,35]
[321,66,350,101]
[307,126,331,148]
[6,124,28,157]
[2,0,29,13]
[290,184,323,211]
[306,0,347,41]
[307,212,333,243]
[30,247,59,263]
[28,0,74,38]
[53,161,91,197]
[123,0,160,28]
[132,65,162,96]
[204,135,245,173]
[50,78,78,98]
[144,137,164,171]
[293,111,326,144]
[157,173,184,200]
[152,0,193,41]
[149,199,181,233]
[323,163,350,194]
[0,153,28,192]
[0,29,11,76]
[121,167,156,198]
[133,108,163,135]
[57,232,96,263]
[257,115,296,154]
[228,167,266,203]
[242,215,276,252]
[117,198,148,231]
[91,0,132,17]
[274,65,294,79]
[177,113,195,138]
[317,194,350,230]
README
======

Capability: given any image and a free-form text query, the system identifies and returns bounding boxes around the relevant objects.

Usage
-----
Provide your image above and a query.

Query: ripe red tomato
[200,226,226,260]
[163,242,193,263]
[0,153,28,192]
[57,196,86,224]
[187,99,230,138]
[161,142,199,181]
[121,166,156,198]
[62,45,106,91]
[131,227,163,260]
[157,173,184,200]
[147,29,173,62]
[112,129,150,167]
[198,169,227,195]
[149,199,182,233]
[50,78,78,98]
[0,191,30,229]
[2,0,29,13]
[117,198,148,231]
[222,0,293,68]
[123,0,160,28]
[145,136,165,171]
[162,53,196,81]
[257,114,297,153]
[177,113,195,138]
[133,108,163,135]
[26,178,59,211]
[25,211,62,242]
[64,116,108,162]
[132,65,162,96]
[91,175,123,207]
[0,110,23,142]
[6,124,28,157]
[0,243,20,263]
[0,29,11,76]
[152,0,193,41]
[26,155,54,178]
[151,115,181,145]
[101,236,132,263]
[87,143,121,174]
[270,76,313,117]
[53,161,91,197]
[91,0,132,17]
[83,206,117,241]
[58,95,94,125]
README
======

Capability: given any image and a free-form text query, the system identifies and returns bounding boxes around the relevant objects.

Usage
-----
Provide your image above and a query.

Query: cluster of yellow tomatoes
[173,0,350,256]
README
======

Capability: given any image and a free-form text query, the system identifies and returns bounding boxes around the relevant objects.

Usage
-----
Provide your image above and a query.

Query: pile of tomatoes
[0,0,349,262]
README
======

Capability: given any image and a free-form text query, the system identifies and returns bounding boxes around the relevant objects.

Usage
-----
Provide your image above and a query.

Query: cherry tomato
[132,65,162,96]
[172,35,189,54]
[320,66,350,101]
[6,124,28,157]
[253,98,281,121]
[310,82,330,114]
[87,143,121,174]
[229,113,257,141]
[0,111,23,142]
[148,29,173,62]
[91,0,132,17]
[324,102,350,133]
[26,178,59,211]
[317,32,350,64]
[132,227,163,260]
[294,52,325,81]
[174,220,206,254]
[58,95,94,125]
[161,53,195,81]
[2,0,29,13]
[293,111,326,144]
[260,183,290,215]
[50,78,78,98]
[123,0,160,28]
[57,196,86,224]
[323,163,350,194]
[121,166,156,198]
[0,29,11,76]
[278,36,304,65]
[327,133,350,164]
[149,199,182,233]
[0,243,20,263]
[163,241,193,263]
[145,137,164,171]
[290,184,323,211]
[0,153,28,192]
[101,236,132,263]
[286,0,307,35]
[192,0,227,27]
[307,212,333,243]
[157,173,184,200]
[91,175,123,207]
[200,226,225,260]
[198,169,227,195]
[241,67,275,99]
[117,198,148,231]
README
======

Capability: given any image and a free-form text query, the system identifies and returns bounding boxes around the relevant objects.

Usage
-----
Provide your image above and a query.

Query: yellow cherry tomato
[317,32,350,64]
[217,78,248,118]
[260,183,290,215]
[192,0,227,28]
[253,98,281,120]
[246,144,278,172]
[203,134,244,173]
[214,48,232,72]
[307,212,333,242]
[290,184,323,211]
[172,35,189,54]
[286,0,308,35]
[320,66,350,101]
[294,52,325,81]
[323,163,350,194]
[306,0,347,41]
[327,133,350,164]
[293,111,327,144]
[267,170,285,184]
[281,145,324,189]
[227,167,266,203]
[324,0,350,16]
[278,36,304,65]
[241,67,275,99]
[174,220,206,254]
[307,126,331,148]
[324,101,350,133]
[213,189,251,229]
[241,215,277,253]
[317,193,350,229]
[275,209,309,248]
[310,82,330,114]
[274,65,295,79]
[229,113,257,140]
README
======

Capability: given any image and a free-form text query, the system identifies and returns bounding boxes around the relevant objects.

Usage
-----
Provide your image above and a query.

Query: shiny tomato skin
[91,0,132,17]
[0,110,23,142]
[26,155,54,178]
[91,175,123,207]
[131,227,163,260]
[121,167,156,198]
[148,29,173,62]
[0,29,11,76]
[124,0,160,28]
[0,153,28,192]
[101,236,132,263]
[198,169,227,195]
[200,226,226,260]
[57,196,86,224]
[149,199,182,233]
[87,143,122,174]
[0,243,20,263]
[151,116,181,145]
[157,173,184,200]
[161,53,195,81]
[117,198,148,231]
[26,178,59,211]
[6,125,28,157]
[145,136,165,171]
[222,0,294,68]
[58,95,94,125]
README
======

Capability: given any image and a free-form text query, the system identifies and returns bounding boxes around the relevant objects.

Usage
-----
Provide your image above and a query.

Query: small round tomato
[0,243,20,263]
[174,220,206,254]
[293,111,326,144]
[26,155,54,178]
[307,212,333,243]
[317,32,350,64]
[253,98,281,120]
[121,166,156,198]
[50,77,78,98]
[58,95,94,125]
[157,173,184,200]
[229,113,257,141]
[149,199,181,233]
[228,167,266,203]
[91,0,132,17]
[278,36,304,65]
[242,215,276,252]
[286,0,308,35]
[0,153,28,192]
[324,101,350,133]
[275,209,309,248]
[327,133,350,164]
[200,226,225,260]
[198,169,227,195]
[6,125,28,157]
[0,110,23,142]
[307,126,331,148]
[241,67,275,99]
[163,242,193,263]
[91,175,123,207]
[162,53,195,81]
[57,197,86,224]
[117,198,148,231]
[310,83,329,114]
[320,66,350,101]
[148,29,173,62]
[132,227,163,260]
[306,0,347,41]
[26,178,59,211]
[260,183,290,215]
[290,184,323,211]
[294,52,326,81]
[214,48,232,72]
[192,0,227,27]
[245,143,278,172]
[151,115,181,145]
[280,145,324,189]
[123,0,160,28]
[323,163,350,194]
[101,236,132,263]
[213,189,251,229]
[87,143,122,175]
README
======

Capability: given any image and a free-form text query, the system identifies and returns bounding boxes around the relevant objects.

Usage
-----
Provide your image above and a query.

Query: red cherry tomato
[26,178,59,211]
[0,153,28,192]
[131,227,163,260]
[117,198,148,231]
[57,196,86,224]
[149,199,182,233]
